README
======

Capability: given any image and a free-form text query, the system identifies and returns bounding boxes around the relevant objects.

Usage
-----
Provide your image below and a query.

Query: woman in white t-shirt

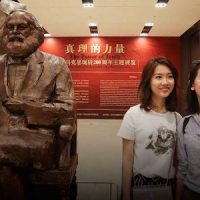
[118,56,181,200]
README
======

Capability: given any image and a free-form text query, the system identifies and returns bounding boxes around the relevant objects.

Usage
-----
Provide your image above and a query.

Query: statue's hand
[3,98,25,113]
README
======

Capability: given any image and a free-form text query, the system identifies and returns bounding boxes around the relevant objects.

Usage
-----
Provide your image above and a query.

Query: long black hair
[187,61,200,114]
[139,56,178,112]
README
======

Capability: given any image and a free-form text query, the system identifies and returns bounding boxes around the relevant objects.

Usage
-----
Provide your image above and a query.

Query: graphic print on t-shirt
[145,126,175,155]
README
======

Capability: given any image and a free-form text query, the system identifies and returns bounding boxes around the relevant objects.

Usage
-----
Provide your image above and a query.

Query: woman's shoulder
[123,104,148,121]
[174,111,182,122]
[178,114,194,123]
[176,114,195,134]
[127,104,143,114]
[179,114,195,125]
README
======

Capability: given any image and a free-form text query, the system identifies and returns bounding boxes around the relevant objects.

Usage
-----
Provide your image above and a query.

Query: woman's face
[191,69,200,101]
[150,64,175,101]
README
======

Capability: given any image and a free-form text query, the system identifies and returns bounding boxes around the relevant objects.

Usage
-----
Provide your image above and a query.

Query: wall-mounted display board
[40,37,180,119]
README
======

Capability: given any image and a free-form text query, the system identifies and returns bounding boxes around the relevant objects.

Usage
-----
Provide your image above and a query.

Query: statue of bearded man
[2,9,44,57]
[0,10,75,200]
[0,0,26,53]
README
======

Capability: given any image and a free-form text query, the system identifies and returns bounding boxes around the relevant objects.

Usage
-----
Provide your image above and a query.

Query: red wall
[40,37,180,119]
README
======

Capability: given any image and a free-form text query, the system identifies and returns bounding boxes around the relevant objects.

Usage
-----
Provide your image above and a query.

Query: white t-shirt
[118,104,181,179]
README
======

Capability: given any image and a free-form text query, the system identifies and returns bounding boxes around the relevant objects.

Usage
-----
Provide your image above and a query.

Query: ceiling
[19,0,200,37]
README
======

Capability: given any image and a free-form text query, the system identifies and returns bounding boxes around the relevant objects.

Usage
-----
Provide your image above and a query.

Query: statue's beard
[3,32,41,57]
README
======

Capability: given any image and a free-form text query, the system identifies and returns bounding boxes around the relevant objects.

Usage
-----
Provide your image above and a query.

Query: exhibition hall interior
[0,0,200,200]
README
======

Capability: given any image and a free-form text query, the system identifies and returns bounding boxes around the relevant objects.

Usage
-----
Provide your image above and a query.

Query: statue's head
[2,10,44,57]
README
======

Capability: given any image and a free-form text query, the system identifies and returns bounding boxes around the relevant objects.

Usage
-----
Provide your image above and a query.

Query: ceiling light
[145,22,154,27]
[89,23,98,36]
[88,23,97,27]
[91,33,98,37]
[44,33,51,37]
[140,33,148,37]
[43,28,51,37]
[155,0,169,8]
[140,22,154,36]
[82,0,94,8]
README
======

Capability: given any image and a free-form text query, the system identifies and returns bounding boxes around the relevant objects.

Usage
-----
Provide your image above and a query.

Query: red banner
[40,37,180,119]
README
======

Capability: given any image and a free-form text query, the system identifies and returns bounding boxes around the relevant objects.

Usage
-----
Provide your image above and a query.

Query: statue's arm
[3,59,76,127]
[24,60,76,127]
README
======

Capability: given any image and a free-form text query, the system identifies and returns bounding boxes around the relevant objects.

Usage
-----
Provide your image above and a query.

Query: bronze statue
[0,9,76,200]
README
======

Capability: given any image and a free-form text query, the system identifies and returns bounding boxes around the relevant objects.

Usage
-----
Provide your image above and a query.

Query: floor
[25,182,118,200]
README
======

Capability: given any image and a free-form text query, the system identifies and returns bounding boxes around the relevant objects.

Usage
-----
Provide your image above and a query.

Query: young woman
[176,62,200,200]
[118,56,181,200]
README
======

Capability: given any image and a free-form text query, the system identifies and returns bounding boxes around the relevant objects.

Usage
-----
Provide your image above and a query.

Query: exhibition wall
[40,36,181,199]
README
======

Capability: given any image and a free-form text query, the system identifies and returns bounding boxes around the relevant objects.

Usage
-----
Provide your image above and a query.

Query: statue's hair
[4,9,44,46]
[8,9,43,31]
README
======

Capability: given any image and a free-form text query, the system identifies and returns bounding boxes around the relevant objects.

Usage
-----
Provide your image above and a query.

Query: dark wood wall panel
[180,20,200,115]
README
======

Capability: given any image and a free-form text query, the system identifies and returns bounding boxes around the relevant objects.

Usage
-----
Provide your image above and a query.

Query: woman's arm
[122,138,134,200]
[175,118,188,200]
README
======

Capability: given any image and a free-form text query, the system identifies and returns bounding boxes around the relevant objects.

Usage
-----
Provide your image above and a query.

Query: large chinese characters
[62,40,138,118]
